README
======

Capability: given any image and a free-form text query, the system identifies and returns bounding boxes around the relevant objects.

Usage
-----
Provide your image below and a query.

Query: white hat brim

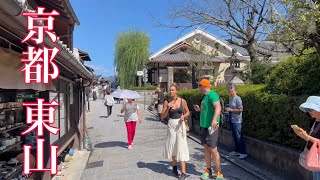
[299,102,320,113]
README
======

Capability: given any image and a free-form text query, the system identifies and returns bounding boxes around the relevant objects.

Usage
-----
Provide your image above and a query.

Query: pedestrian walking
[85,86,91,112]
[121,99,142,150]
[98,84,104,99]
[104,91,115,118]
[193,79,223,180]
[116,86,121,104]
[92,85,99,101]
[292,96,320,180]
[226,86,247,159]
[156,87,165,121]
[153,91,158,111]
[161,84,190,180]
[103,81,110,99]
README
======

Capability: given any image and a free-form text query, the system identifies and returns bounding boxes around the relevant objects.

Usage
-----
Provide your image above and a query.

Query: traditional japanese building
[0,0,93,179]
[148,28,290,91]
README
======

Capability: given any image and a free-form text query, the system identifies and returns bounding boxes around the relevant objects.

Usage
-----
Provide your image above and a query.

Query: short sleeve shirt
[229,96,243,123]
[124,103,139,122]
[200,90,220,128]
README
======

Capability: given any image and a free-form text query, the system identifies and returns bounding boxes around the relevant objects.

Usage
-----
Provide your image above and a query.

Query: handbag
[306,140,320,171]
[299,122,320,171]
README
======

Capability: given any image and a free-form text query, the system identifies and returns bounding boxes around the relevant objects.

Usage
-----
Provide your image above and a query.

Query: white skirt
[164,118,190,162]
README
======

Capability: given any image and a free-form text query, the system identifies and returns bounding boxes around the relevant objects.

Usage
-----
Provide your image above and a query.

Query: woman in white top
[104,91,115,118]
[121,99,142,149]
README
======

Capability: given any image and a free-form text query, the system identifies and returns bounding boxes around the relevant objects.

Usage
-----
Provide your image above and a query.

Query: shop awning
[0,47,56,91]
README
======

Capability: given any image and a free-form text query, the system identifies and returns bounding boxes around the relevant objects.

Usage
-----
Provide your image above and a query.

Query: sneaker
[128,145,132,150]
[239,154,248,159]
[229,151,240,156]
[178,173,190,180]
[172,166,179,177]
[216,171,224,180]
[200,168,212,179]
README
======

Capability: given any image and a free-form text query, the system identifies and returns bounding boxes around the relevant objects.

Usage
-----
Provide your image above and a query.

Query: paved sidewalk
[81,100,258,180]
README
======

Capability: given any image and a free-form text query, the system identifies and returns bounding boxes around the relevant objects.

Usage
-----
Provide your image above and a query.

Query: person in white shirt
[92,85,99,101]
[116,86,121,104]
[104,91,115,118]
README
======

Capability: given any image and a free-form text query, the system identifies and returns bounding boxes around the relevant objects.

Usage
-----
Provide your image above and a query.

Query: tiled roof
[78,48,91,61]
[150,52,227,63]
[150,52,250,63]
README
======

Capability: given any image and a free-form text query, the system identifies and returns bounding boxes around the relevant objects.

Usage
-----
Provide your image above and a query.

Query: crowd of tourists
[86,78,320,180]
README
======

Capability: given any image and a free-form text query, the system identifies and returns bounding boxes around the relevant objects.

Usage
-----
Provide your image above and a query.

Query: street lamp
[228,49,245,86]
[142,66,148,110]
[200,58,214,80]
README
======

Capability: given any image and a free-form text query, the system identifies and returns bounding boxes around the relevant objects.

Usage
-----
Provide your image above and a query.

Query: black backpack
[219,96,225,127]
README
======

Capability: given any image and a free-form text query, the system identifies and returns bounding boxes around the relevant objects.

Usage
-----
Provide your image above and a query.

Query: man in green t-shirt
[194,79,223,180]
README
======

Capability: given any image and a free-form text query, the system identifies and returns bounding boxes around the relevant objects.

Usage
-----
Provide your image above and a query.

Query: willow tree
[114,30,150,88]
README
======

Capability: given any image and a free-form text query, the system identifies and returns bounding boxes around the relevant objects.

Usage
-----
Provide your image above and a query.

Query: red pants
[125,121,137,145]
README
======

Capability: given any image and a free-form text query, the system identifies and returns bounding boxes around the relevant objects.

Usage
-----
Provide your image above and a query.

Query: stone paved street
[80,99,259,180]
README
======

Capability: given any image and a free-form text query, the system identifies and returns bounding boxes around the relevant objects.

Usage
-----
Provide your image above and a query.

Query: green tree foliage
[267,54,320,96]
[271,0,320,54]
[242,61,274,84]
[114,30,150,88]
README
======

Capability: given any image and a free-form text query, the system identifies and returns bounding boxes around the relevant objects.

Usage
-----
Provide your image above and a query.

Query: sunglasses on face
[306,108,314,112]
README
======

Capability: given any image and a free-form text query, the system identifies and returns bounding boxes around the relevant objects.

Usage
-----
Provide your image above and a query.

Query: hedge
[178,85,310,150]
[267,54,320,96]
[129,85,157,91]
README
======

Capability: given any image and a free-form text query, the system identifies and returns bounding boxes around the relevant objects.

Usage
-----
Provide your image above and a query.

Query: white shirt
[105,95,115,106]
[92,87,99,92]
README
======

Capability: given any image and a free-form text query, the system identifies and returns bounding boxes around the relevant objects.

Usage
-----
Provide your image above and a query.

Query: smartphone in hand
[291,124,302,131]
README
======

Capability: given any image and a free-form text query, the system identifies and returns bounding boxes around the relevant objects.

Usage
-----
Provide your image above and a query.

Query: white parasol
[111,89,141,99]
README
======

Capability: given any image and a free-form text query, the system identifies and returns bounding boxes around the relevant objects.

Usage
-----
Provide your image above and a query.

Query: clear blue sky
[69,0,212,77]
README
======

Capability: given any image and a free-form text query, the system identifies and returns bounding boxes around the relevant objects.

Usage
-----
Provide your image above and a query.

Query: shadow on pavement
[144,117,159,122]
[99,116,109,118]
[137,160,201,176]
[94,141,127,148]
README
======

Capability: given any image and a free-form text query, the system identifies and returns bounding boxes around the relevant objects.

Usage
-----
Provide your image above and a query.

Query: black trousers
[107,105,113,116]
